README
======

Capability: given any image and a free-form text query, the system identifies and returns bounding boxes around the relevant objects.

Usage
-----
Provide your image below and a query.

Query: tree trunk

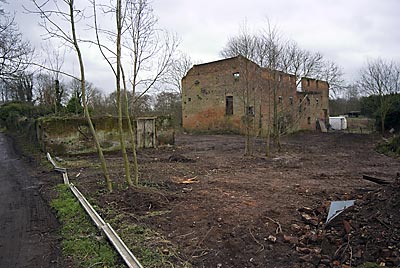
[380,95,386,136]
[121,68,139,186]
[265,123,270,157]
[116,0,132,186]
[245,118,251,155]
[70,0,112,192]
[276,118,281,152]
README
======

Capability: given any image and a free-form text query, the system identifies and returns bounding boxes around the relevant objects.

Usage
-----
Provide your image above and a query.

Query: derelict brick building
[181,55,329,135]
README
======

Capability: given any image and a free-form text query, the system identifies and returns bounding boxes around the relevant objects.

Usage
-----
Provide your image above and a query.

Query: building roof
[192,55,251,68]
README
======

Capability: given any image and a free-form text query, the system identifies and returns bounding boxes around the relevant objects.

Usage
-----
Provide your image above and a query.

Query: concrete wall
[36,116,158,155]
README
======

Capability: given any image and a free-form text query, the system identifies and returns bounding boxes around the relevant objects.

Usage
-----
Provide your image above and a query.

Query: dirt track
[0,133,61,268]
[69,132,400,267]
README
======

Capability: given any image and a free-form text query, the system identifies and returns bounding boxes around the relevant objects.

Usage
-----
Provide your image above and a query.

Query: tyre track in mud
[0,133,61,268]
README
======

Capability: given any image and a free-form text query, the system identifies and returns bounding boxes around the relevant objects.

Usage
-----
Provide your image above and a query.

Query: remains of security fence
[46,153,143,268]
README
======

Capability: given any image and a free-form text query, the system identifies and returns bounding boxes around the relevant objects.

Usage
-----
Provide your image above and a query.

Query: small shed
[136,117,157,148]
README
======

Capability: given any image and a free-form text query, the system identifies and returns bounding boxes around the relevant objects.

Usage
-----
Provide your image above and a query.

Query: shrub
[377,135,400,156]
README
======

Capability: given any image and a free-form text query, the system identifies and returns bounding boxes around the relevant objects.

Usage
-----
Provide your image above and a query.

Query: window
[306,96,310,105]
[233,72,240,80]
[316,80,319,88]
[289,97,293,105]
[188,97,191,102]
[278,96,282,104]
[226,96,233,115]
[247,106,254,116]
[307,117,311,124]
[307,79,310,86]
[315,98,319,105]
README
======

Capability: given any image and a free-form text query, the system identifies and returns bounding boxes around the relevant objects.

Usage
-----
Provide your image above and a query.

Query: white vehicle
[329,116,347,130]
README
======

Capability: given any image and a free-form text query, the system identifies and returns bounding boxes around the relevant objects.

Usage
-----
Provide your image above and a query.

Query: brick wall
[182,56,329,135]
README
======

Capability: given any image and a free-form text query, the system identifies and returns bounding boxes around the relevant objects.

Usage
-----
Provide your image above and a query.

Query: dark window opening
[307,79,310,86]
[188,97,191,102]
[316,80,319,88]
[247,106,254,116]
[306,96,310,105]
[278,96,282,104]
[289,97,293,105]
[226,96,233,115]
[315,98,319,105]
[307,117,311,124]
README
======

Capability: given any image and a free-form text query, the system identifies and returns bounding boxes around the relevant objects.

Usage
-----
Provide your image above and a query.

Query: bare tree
[124,0,179,100]
[165,51,193,95]
[91,0,134,186]
[34,73,53,105]
[221,21,344,154]
[115,0,132,186]
[280,42,322,87]
[124,0,179,185]
[67,79,100,114]
[41,43,67,113]
[221,23,257,61]
[220,23,260,155]
[34,72,67,107]
[30,0,112,192]
[0,9,34,81]
[220,24,261,155]
[316,60,344,98]
[90,0,178,186]
[220,22,284,154]
[262,24,285,153]
[1,71,34,103]
[357,58,400,134]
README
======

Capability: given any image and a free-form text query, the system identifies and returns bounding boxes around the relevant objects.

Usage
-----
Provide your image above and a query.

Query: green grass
[111,222,181,268]
[51,184,124,268]
[357,263,380,268]
[103,204,191,268]
[376,135,400,156]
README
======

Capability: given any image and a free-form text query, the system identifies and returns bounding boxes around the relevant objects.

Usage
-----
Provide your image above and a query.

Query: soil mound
[290,179,400,267]
[168,154,195,163]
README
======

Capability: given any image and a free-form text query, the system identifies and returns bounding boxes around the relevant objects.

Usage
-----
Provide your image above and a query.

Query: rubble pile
[287,180,400,267]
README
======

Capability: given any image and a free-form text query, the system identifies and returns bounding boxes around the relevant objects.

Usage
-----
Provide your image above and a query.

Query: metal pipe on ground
[47,153,143,268]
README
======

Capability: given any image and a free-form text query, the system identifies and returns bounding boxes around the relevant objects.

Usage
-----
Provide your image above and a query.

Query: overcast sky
[6,0,400,94]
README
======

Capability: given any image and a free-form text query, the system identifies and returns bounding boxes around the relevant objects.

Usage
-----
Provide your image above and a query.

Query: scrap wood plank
[318,120,328,133]
[172,176,199,184]
[362,174,391,185]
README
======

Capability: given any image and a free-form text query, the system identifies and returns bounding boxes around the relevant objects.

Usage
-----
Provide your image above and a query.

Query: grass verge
[376,135,400,156]
[51,184,124,268]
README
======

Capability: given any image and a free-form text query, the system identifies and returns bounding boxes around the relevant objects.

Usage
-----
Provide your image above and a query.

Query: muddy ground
[64,132,400,268]
[0,133,62,268]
